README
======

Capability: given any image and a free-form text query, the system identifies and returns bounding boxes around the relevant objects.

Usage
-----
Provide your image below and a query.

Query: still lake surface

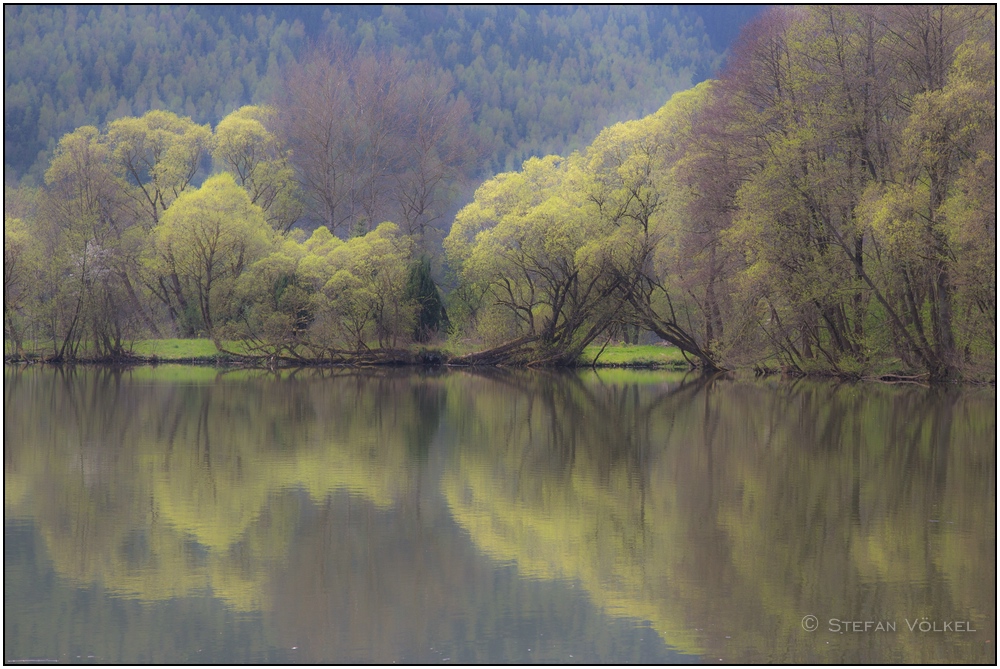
[4,365,995,664]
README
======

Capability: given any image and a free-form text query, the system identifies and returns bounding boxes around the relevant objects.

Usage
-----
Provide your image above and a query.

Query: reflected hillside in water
[442,370,995,662]
[5,366,446,613]
[4,365,996,663]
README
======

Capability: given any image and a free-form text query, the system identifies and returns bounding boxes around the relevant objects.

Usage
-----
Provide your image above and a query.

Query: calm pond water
[3,365,996,664]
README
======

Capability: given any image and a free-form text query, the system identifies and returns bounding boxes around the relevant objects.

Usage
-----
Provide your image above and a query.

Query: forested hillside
[4,5,995,380]
[4,5,743,183]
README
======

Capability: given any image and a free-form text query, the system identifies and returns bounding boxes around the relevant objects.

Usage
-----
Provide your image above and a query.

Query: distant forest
[4,5,764,183]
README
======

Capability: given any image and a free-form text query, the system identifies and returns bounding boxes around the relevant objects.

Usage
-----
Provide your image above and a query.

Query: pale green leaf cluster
[212,105,301,233]
[151,173,275,338]
[234,222,415,355]
[718,6,996,378]
[105,110,213,222]
[444,81,721,364]
[4,107,317,355]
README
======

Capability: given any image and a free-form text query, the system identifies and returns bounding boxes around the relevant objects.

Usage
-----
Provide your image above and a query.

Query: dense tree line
[2,105,445,359]
[444,5,996,380]
[4,5,730,183]
[4,6,996,380]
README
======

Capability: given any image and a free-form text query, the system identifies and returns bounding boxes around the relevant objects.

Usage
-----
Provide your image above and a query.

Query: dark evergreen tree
[404,256,448,343]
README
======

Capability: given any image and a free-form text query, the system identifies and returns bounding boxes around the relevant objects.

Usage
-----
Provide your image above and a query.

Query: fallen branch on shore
[865,372,931,385]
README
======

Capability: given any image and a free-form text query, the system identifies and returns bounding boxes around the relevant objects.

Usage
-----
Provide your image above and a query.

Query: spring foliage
[4,6,995,378]
[444,6,995,378]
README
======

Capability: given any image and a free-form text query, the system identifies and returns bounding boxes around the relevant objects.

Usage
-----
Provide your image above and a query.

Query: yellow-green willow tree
[105,110,212,226]
[149,173,275,343]
[445,154,626,364]
[33,109,306,342]
[212,105,302,233]
[13,111,216,348]
[233,222,415,357]
[586,82,723,369]
[34,125,156,357]
[316,222,415,351]
[861,10,997,375]
[445,84,723,368]
[3,215,33,354]
[718,5,995,379]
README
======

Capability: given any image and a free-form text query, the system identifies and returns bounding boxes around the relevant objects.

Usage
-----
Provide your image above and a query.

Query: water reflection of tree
[4,366,445,611]
[267,487,674,664]
[4,367,994,664]
[441,373,996,663]
[449,368,713,483]
[6,361,670,664]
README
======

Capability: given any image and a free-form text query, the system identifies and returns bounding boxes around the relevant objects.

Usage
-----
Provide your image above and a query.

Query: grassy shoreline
[4,339,693,370]
[5,339,994,383]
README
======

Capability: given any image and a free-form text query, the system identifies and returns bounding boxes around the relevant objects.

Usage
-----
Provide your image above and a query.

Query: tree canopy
[4,6,995,380]
[442,6,995,378]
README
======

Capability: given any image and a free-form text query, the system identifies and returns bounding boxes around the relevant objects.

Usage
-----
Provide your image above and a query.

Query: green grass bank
[5,339,693,369]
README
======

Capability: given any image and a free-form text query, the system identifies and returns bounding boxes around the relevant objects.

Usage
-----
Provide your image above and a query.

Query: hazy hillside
[4,5,764,184]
